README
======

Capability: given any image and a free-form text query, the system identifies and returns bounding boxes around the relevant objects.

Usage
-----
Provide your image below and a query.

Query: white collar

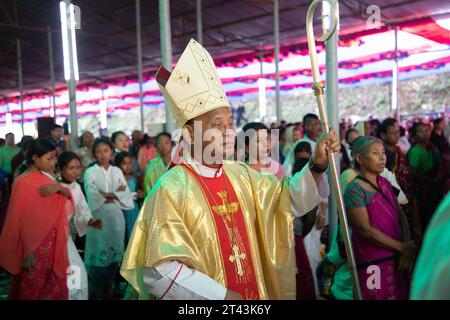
[97,163,113,175]
[184,155,223,178]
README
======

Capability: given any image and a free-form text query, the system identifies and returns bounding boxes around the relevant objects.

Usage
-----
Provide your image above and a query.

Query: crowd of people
[0,111,448,300]
[0,127,174,300]
[0,38,448,301]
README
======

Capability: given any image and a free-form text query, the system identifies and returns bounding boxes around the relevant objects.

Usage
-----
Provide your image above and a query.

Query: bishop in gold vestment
[120,39,338,300]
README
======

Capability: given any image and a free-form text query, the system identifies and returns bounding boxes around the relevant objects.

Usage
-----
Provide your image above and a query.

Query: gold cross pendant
[229,245,246,276]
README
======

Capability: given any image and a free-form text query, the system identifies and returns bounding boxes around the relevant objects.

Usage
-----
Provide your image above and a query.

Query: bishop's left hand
[312,128,341,168]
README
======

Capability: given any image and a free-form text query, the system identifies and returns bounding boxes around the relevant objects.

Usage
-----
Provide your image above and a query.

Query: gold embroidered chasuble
[121,161,297,299]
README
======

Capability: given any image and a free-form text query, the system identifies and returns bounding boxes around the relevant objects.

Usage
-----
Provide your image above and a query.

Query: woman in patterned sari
[344,136,415,300]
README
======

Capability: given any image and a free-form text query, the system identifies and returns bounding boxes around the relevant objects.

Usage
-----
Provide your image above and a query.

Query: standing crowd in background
[0,111,449,300]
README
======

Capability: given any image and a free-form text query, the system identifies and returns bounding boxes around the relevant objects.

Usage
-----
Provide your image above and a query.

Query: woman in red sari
[0,139,73,300]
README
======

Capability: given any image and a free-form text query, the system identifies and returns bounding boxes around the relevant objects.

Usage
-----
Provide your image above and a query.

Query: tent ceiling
[0,0,449,96]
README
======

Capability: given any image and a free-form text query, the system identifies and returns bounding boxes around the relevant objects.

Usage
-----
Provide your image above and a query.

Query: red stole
[182,164,260,300]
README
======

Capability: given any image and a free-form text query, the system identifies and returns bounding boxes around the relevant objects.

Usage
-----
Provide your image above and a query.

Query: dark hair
[242,122,269,145]
[52,124,63,131]
[242,122,269,133]
[345,128,359,144]
[5,132,14,138]
[18,135,33,148]
[292,157,310,176]
[399,126,406,137]
[408,122,427,138]
[302,113,319,127]
[379,118,397,135]
[279,127,287,138]
[26,139,55,165]
[369,119,381,136]
[140,133,152,146]
[57,151,81,170]
[156,132,171,143]
[294,141,312,155]
[433,117,444,127]
[93,137,114,156]
[114,151,132,167]
[184,119,194,127]
[111,131,127,144]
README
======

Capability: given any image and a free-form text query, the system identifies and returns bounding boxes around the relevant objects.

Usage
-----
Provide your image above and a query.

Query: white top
[60,181,93,237]
[84,164,134,212]
[142,156,329,300]
[380,167,408,205]
[397,136,411,154]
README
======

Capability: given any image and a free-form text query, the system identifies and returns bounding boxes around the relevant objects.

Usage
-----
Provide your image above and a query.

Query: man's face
[5,134,14,146]
[132,130,142,142]
[184,107,236,165]
[415,125,430,143]
[157,135,172,157]
[382,124,400,145]
[305,118,321,139]
[52,128,64,140]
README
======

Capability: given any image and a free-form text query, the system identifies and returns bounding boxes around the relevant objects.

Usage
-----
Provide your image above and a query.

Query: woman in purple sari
[344,136,415,300]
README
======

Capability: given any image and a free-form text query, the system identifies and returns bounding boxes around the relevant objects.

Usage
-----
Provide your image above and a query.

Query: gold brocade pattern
[120,161,296,300]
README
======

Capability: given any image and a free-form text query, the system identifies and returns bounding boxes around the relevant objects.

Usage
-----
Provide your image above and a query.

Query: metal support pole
[64,0,78,151]
[259,50,267,120]
[196,0,203,44]
[48,27,56,118]
[159,0,175,133]
[393,26,399,121]
[325,0,340,250]
[273,0,281,124]
[259,52,264,77]
[17,38,24,135]
[136,0,144,132]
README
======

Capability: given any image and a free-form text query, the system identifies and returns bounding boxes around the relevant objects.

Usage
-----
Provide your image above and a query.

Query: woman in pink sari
[343,136,415,300]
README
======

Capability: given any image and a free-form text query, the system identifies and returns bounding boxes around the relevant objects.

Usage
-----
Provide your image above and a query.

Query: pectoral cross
[229,245,246,276]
